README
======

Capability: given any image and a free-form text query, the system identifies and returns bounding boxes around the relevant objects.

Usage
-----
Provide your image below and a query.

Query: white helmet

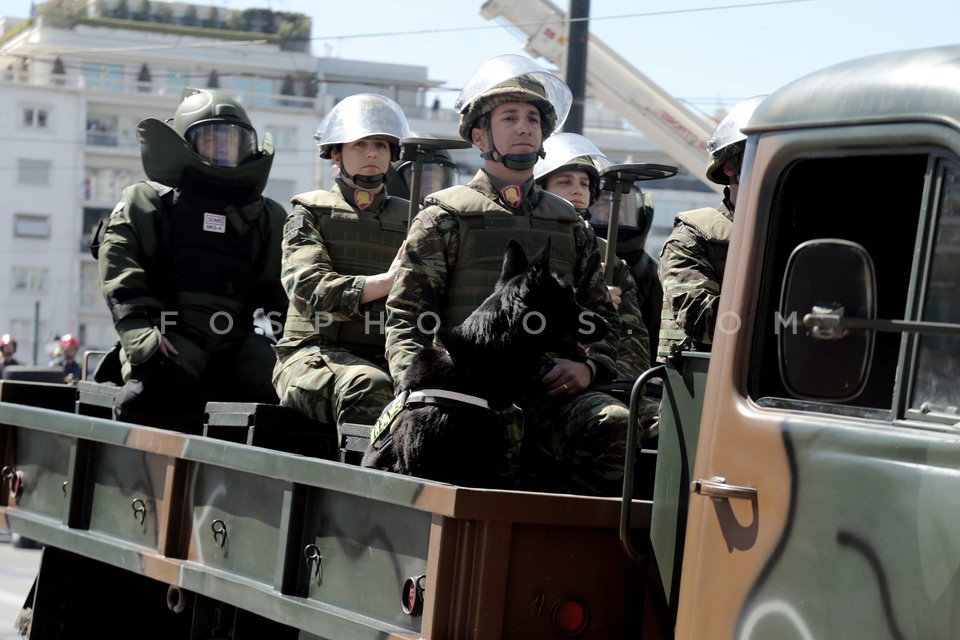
[533,132,613,205]
[705,95,766,185]
[315,93,411,161]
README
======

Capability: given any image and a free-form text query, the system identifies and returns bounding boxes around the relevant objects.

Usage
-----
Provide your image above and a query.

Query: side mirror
[778,239,876,401]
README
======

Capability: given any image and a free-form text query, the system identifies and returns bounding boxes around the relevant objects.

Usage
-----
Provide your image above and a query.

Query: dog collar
[407,389,491,410]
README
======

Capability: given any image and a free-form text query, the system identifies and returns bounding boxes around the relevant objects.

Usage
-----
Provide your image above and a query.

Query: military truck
[4,43,960,638]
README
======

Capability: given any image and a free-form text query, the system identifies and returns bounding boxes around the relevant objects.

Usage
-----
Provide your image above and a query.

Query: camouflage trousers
[273,344,395,438]
[511,390,631,497]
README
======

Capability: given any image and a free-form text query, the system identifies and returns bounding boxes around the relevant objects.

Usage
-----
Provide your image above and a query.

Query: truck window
[909,163,960,417]
[750,153,927,415]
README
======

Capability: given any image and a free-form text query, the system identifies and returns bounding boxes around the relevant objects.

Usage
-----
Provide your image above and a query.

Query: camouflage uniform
[385,170,630,496]
[657,199,733,359]
[273,181,408,433]
[627,248,663,355]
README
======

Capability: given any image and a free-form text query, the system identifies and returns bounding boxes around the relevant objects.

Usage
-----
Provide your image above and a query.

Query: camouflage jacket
[274,181,409,358]
[657,200,733,359]
[385,170,622,387]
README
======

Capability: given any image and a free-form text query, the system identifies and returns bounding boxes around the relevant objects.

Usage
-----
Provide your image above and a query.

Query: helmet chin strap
[479,126,544,171]
[340,165,386,188]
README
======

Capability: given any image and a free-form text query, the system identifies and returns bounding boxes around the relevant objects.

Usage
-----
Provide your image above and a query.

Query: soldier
[272,94,412,436]
[534,132,651,378]
[95,88,288,429]
[384,54,628,497]
[658,96,766,358]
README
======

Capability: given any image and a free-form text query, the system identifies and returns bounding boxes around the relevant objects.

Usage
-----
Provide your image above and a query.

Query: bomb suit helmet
[136,88,275,199]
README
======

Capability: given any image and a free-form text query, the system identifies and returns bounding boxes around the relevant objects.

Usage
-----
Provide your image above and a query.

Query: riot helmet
[534,132,613,207]
[456,54,571,170]
[314,93,411,188]
[589,185,654,255]
[705,95,766,185]
[136,88,275,199]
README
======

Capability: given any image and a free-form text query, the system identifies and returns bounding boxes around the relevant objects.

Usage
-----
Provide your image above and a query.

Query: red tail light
[551,596,588,636]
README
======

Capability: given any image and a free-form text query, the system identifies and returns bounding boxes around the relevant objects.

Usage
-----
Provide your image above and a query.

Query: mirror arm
[803,307,960,339]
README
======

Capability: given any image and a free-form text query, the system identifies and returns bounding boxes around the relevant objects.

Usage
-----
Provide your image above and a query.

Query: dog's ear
[530,237,552,276]
[500,239,528,281]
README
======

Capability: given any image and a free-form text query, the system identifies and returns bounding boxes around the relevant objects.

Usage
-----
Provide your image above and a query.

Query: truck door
[675,124,960,639]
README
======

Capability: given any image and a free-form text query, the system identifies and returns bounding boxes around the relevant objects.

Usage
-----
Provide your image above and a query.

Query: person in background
[95,88,288,430]
[383,54,628,497]
[50,333,82,381]
[272,93,412,439]
[0,333,20,375]
[534,132,651,379]
[658,95,766,358]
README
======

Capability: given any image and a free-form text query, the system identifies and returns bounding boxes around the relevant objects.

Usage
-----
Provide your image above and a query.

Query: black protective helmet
[136,88,275,199]
[589,185,654,254]
[171,89,259,168]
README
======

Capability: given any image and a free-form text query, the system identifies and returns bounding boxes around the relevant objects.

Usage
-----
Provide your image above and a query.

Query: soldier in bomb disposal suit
[96,88,288,429]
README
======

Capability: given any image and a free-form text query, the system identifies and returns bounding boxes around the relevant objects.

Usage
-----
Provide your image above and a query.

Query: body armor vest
[283,190,408,355]
[425,185,580,327]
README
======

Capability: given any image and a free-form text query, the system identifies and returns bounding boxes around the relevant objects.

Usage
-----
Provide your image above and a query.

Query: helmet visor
[185,122,258,168]
[399,160,460,202]
[590,189,641,228]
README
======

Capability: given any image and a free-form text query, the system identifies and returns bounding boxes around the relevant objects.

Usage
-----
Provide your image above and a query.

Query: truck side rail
[1,380,655,639]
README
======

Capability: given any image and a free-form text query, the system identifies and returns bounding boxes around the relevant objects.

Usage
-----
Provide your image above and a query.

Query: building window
[166,68,189,94]
[12,266,48,292]
[86,114,119,147]
[81,62,123,92]
[21,107,49,128]
[17,161,51,185]
[80,262,103,309]
[14,213,51,238]
[267,126,295,150]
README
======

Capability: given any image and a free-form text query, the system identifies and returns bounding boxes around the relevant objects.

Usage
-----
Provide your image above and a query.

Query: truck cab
[672,43,960,638]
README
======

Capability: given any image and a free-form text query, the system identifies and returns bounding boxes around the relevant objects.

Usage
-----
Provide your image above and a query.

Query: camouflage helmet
[455,54,571,142]
[534,132,613,206]
[705,95,766,185]
[315,93,411,160]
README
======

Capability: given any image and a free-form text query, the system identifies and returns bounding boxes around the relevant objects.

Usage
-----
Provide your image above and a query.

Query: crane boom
[480,0,722,192]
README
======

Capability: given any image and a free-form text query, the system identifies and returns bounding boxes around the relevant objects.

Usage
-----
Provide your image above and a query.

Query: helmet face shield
[399,160,460,202]
[590,188,641,228]
[185,121,258,168]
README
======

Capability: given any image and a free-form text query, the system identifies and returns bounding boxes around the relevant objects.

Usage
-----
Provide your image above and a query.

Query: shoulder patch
[415,209,434,229]
[283,212,304,242]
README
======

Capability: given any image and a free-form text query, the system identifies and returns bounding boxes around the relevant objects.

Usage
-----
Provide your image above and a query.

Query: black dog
[361,238,609,488]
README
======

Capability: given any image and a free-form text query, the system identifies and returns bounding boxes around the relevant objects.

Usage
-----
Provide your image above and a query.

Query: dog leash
[368,389,494,445]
